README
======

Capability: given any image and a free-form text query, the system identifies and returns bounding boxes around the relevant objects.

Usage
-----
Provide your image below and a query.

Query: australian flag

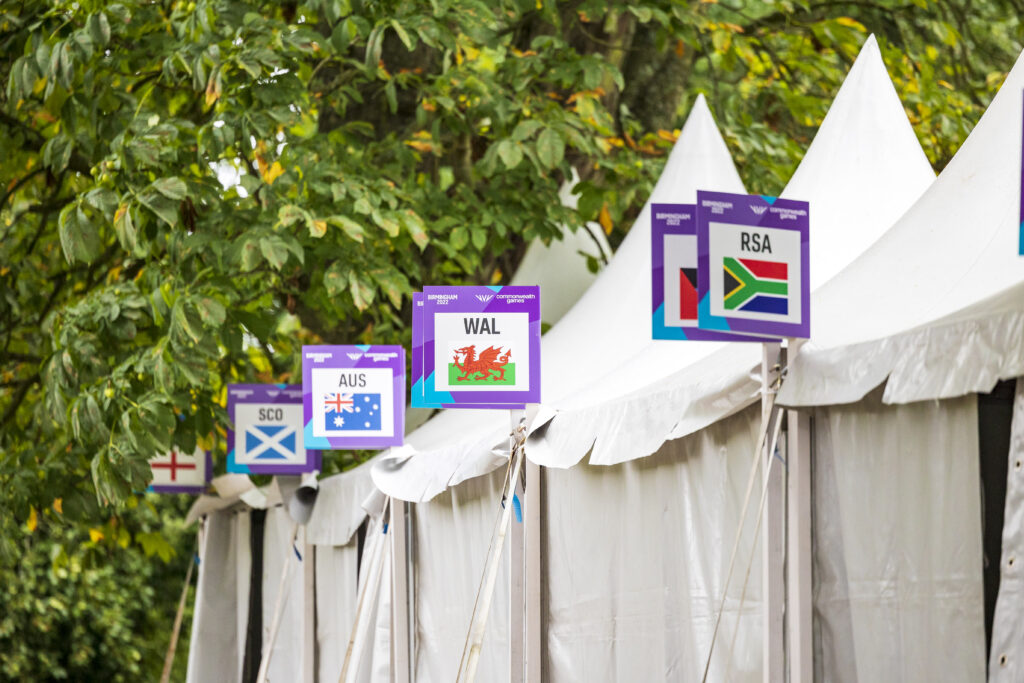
[324,392,381,431]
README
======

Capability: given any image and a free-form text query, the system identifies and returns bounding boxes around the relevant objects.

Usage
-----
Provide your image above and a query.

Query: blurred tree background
[0,0,1020,677]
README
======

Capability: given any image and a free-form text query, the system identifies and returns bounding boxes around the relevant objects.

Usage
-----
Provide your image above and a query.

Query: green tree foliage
[0,495,195,681]
[0,0,1020,677]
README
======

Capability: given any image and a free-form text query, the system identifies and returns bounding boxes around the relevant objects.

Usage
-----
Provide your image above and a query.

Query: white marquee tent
[183,34,1024,683]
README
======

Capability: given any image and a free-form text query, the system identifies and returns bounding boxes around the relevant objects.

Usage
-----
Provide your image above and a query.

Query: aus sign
[302,345,405,450]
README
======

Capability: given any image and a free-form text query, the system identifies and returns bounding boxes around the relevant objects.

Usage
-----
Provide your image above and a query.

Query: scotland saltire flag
[324,392,381,431]
[245,425,299,461]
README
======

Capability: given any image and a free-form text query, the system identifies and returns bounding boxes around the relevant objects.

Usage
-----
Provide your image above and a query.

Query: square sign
[302,345,405,450]
[421,286,541,406]
[148,447,211,494]
[227,384,320,475]
[412,292,525,409]
[651,203,774,341]
[696,191,810,339]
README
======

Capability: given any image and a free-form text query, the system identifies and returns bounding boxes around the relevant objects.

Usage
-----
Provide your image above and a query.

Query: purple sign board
[414,290,526,409]
[696,191,810,339]
[227,384,320,475]
[420,286,541,406]
[302,345,405,450]
[651,202,775,342]
[148,448,212,494]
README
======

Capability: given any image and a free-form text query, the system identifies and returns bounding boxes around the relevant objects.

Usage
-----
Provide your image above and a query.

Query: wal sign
[696,191,810,339]
[227,384,320,475]
[302,345,405,450]
[420,286,540,406]
[651,202,776,342]
[412,291,526,409]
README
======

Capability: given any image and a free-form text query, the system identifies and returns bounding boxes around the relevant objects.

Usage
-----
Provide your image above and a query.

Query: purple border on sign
[1019,89,1023,256]
[148,450,213,495]
[696,190,810,339]
[227,384,321,475]
[419,287,527,409]
[302,345,405,449]
[421,285,541,405]
[411,293,441,409]
[651,203,773,342]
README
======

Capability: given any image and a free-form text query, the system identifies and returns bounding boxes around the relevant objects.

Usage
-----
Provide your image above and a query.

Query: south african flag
[723,257,788,315]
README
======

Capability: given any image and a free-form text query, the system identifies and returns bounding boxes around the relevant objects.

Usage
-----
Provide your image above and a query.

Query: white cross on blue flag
[245,425,299,461]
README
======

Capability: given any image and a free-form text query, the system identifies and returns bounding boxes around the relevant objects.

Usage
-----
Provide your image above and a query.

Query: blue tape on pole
[513,493,522,523]
[293,544,303,562]
[383,523,389,535]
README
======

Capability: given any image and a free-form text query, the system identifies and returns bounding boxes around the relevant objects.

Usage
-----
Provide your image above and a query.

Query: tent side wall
[187,508,252,682]
[411,467,511,680]
[810,389,986,680]
[541,405,764,681]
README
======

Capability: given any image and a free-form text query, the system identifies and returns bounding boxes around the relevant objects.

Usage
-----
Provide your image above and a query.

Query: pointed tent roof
[528,35,937,468]
[372,95,747,502]
[779,46,1024,407]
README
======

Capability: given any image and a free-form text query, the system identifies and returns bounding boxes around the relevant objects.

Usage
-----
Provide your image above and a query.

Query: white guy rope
[456,418,527,683]
[338,499,391,683]
[256,521,300,683]
[723,410,786,681]
[701,365,784,683]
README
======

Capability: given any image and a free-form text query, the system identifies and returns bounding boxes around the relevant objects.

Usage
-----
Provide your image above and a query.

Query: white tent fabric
[811,391,986,681]
[528,34,936,468]
[260,506,308,683]
[315,541,361,682]
[411,467,511,680]
[778,48,1024,408]
[373,90,747,502]
[186,509,252,682]
[543,405,764,681]
[990,379,1024,680]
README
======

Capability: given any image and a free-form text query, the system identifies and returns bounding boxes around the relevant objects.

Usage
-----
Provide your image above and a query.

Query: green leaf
[372,210,400,237]
[323,262,347,297]
[233,310,275,343]
[151,177,187,201]
[88,13,111,47]
[196,296,226,327]
[42,134,73,173]
[326,215,365,243]
[172,301,203,344]
[536,128,564,168]
[399,211,429,249]
[497,140,523,169]
[113,204,138,254]
[259,235,291,270]
[58,203,101,264]
[348,271,374,311]
[390,20,415,51]
[138,191,179,227]
[372,267,410,307]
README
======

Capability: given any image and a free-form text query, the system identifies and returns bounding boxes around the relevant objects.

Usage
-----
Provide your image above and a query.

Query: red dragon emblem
[452,345,512,382]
